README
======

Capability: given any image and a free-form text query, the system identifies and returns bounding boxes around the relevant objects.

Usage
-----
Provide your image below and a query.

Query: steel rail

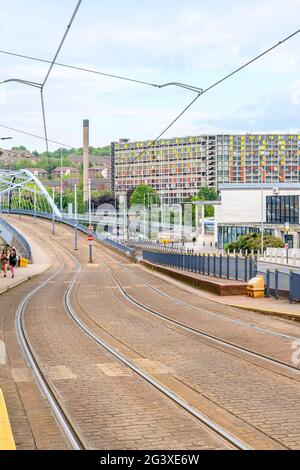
[94,254,300,375]
[15,255,86,450]
[15,218,248,450]
[63,264,249,450]
[36,215,299,373]
[123,265,300,342]
[34,231,247,451]
[15,215,295,449]
[98,245,300,343]
[12,213,300,369]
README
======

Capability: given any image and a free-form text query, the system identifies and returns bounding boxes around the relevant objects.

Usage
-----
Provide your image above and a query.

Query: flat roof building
[111,136,217,204]
[215,184,300,249]
[112,133,300,204]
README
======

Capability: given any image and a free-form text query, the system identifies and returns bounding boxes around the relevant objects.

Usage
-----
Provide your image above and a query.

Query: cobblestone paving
[19,228,230,450]
[0,256,70,450]
[68,241,300,450]
[11,217,300,450]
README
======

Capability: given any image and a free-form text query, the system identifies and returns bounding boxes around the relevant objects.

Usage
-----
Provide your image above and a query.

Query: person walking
[9,248,17,279]
[1,248,9,278]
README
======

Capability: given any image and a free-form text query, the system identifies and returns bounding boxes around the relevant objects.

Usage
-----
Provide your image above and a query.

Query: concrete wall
[215,186,300,225]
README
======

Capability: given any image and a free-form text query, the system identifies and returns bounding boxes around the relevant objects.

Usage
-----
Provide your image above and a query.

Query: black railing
[143,249,257,283]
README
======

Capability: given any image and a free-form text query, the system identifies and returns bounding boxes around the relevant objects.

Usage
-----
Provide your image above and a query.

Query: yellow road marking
[0,388,16,450]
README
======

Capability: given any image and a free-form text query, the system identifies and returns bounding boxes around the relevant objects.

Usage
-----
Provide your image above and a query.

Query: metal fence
[142,249,300,302]
[258,268,300,302]
[290,272,300,302]
[143,249,257,283]
[0,216,32,260]
[1,209,134,258]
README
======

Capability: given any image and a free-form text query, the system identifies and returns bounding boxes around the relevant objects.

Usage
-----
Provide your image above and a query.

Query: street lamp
[0,137,13,141]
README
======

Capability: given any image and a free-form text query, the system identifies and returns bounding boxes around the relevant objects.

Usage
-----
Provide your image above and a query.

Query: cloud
[1,0,300,150]
[291,81,300,105]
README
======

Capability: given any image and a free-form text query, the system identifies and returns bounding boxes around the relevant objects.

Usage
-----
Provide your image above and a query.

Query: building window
[218,226,274,248]
[266,195,299,224]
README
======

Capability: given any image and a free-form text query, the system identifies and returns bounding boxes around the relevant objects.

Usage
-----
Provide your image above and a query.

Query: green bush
[225,232,284,253]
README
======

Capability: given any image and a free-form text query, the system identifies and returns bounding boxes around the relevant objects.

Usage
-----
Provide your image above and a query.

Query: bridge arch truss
[0,169,62,217]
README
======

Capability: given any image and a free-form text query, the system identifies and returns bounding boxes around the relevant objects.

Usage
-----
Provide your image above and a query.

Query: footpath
[0,216,52,450]
[0,218,51,296]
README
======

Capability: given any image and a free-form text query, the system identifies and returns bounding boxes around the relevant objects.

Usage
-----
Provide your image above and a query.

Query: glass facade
[218,226,274,248]
[266,195,299,224]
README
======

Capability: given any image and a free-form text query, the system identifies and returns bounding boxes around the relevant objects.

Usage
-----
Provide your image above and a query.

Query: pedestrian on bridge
[9,248,17,279]
[1,248,9,278]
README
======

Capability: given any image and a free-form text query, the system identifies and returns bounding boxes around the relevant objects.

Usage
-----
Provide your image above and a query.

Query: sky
[0,0,300,151]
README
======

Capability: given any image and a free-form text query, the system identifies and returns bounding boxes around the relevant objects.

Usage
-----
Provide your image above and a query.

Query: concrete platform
[140,260,248,296]
[0,219,51,296]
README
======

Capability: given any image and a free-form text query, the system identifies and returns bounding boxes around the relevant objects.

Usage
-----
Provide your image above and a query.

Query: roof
[26,168,48,174]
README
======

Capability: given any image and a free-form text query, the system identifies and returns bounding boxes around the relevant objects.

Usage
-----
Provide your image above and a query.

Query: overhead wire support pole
[40,0,83,156]
[40,89,49,154]
[41,0,83,90]
[131,27,300,163]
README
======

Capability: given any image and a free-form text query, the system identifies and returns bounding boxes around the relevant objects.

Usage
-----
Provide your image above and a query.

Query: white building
[215,184,300,249]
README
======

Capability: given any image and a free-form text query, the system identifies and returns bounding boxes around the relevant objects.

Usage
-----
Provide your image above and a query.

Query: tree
[130,184,159,207]
[92,191,115,208]
[225,232,285,253]
[198,186,218,201]
[12,145,27,151]
[196,186,218,217]
[187,186,218,217]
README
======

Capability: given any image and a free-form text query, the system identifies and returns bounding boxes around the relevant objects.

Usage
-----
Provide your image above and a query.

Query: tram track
[19,216,299,376]
[63,252,249,450]
[14,235,86,450]
[13,217,246,450]
[92,250,300,376]
[10,216,300,449]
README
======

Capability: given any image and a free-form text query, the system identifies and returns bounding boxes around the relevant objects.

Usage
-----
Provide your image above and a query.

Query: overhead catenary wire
[1,28,300,158]
[0,49,202,91]
[40,0,83,154]
[130,27,300,163]
[0,123,74,149]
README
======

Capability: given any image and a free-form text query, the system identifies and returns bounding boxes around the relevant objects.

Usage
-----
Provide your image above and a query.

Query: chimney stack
[83,119,89,203]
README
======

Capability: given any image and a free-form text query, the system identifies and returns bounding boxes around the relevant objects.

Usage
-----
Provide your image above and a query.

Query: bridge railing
[1,209,134,258]
[0,216,32,260]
